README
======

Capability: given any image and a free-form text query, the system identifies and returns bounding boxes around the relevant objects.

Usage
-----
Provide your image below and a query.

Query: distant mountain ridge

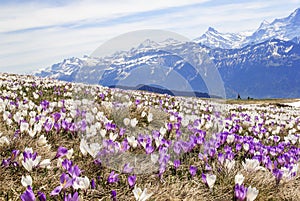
[35,8,300,99]
[195,8,300,49]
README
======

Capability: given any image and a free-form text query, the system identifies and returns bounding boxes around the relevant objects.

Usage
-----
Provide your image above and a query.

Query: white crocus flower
[57,158,64,168]
[206,174,217,189]
[21,175,32,187]
[39,159,51,168]
[133,186,153,201]
[159,127,167,136]
[130,118,138,128]
[66,148,74,159]
[127,136,138,148]
[73,176,90,190]
[243,143,250,151]
[20,122,29,133]
[80,138,89,156]
[225,159,235,171]
[141,111,147,118]
[88,143,101,158]
[123,118,130,126]
[246,186,259,201]
[22,156,41,172]
[109,132,118,141]
[147,113,153,123]
[37,135,48,146]
[28,129,36,138]
[235,173,245,185]
[79,138,100,158]
[226,134,235,144]
[100,129,107,138]
[0,136,10,147]
[242,158,265,172]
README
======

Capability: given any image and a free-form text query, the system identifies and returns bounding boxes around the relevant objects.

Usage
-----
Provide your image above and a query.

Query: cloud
[0,0,300,73]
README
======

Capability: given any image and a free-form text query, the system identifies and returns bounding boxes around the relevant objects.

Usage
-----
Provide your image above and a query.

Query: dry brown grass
[1,98,300,201]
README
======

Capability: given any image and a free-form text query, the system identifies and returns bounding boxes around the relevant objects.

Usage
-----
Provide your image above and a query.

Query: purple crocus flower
[68,165,81,178]
[123,163,133,173]
[234,184,247,201]
[61,120,70,131]
[51,173,74,196]
[167,122,173,131]
[174,159,180,169]
[91,179,96,189]
[273,168,283,185]
[44,120,53,132]
[52,112,61,122]
[54,123,61,132]
[63,192,79,201]
[54,146,68,159]
[51,186,62,196]
[218,152,225,164]
[111,190,117,201]
[121,139,130,152]
[11,149,20,160]
[1,159,10,167]
[62,159,73,171]
[189,165,197,177]
[145,143,154,154]
[119,128,126,136]
[128,175,136,187]
[37,191,46,201]
[20,186,36,201]
[108,171,119,184]
[202,173,207,184]
[40,100,49,110]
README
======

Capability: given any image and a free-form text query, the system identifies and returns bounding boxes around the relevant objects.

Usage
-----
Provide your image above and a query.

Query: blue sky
[0,0,299,73]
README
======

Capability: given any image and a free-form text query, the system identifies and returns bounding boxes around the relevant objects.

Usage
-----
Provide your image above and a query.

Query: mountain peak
[290,8,300,17]
[207,27,218,33]
[258,20,270,29]
[288,7,300,22]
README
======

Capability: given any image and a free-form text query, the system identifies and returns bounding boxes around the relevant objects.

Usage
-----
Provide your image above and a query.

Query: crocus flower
[130,118,138,128]
[22,149,41,172]
[145,143,154,154]
[51,173,74,196]
[123,163,134,173]
[54,146,68,159]
[235,173,245,185]
[235,184,247,201]
[63,192,79,201]
[189,165,197,177]
[37,135,48,146]
[20,186,35,201]
[242,158,264,172]
[73,176,90,190]
[246,186,259,201]
[91,179,96,189]
[174,159,180,169]
[128,175,137,187]
[37,191,46,201]
[202,173,217,189]
[108,171,119,184]
[111,190,117,201]
[133,186,153,201]
[21,175,33,187]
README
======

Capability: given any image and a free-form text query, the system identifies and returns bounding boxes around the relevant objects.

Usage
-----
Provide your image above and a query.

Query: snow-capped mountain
[35,8,300,99]
[195,8,300,49]
[193,27,247,49]
[244,8,300,46]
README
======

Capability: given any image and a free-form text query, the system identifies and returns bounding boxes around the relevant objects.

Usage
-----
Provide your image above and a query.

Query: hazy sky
[0,0,299,73]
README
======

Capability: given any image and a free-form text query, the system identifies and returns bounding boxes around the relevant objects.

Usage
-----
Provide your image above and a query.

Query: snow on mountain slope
[244,8,300,46]
[194,8,300,49]
[193,27,247,49]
